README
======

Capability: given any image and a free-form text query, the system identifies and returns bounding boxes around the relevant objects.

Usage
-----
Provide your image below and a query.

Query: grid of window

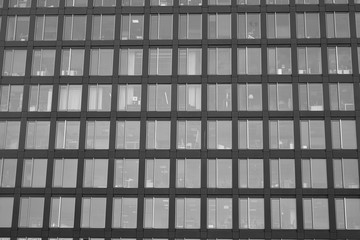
[1,1,360,240]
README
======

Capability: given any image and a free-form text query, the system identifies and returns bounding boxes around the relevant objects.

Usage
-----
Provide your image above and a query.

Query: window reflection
[176,198,201,229]
[239,198,264,229]
[176,159,201,188]
[207,121,232,149]
[207,198,232,229]
[207,159,232,188]
[271,198,297,229]
[239,159,263,188]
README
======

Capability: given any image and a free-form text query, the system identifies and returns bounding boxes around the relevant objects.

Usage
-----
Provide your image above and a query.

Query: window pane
[114,159,139,188]
[0,197,14,227]
[53,159,78,188]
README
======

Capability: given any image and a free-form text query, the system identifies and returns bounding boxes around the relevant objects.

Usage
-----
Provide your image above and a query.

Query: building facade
[0,0,360,239]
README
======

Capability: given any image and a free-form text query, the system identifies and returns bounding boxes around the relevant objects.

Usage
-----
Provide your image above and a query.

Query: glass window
[335,198,360,229]
[122,0,144,6]
[88,85,112,111]
[269,120,294,149]
[58,85,82,111]
[271,198,297,229]
[356,13,360,37]
[0,85,23,112]
[208,159,232,188]
[333,159,359,189]
[303,198,329,229]
[325,0,348,3]
[81,198,106,228]
[145,159,170,188]
[0,197,14,227]
[144,198,169,228]
[52,159,78,188]
[267,47,292,75]
[65,0,88,7]
[83,159,108,188]
[149,48,172,75]
[208,0,231,5]
[60,49,85,76]
[326,12,350,38]
[151,0,173,6]
[94,0,116,6]
[296,13,320,38]
[63,15,86,40]
[177,84,201,111]
[25,121,50,149]
[180,0,202,5]
[116,121,140,149]
[299,83,323,111]
[150,14,173,40]
[267,13,290,39]
[300,120,326,149]
[238,48,262,75]
[92,15,114,40]
[31,49,56,76]
[176,198,201,229]
[6,16,30,41]
[329,83,354,111]
[239,198,264,229]
[208,48,231,75]
[302,159,327,188]
[120,15,144,40]
[113,198,138,228]
[9,0,31,7]
[86,121,110,149]
[270,159,295,188]
[207,198,232,229]
[118,84,141,111]
[55,121,80,149]
[238,0,260,4]
[177,121,201,149]
[34,16,58,40]
[331,120,357,149]
[296,0,319,3]
[179,14,202,39]
[238,120,263,149]
[328,46,352,74]
[178,48,202,75]
[298,47,322,74]
[90,49,113,76]
[37,0,59,7]
[239,159,263,188]
[0,121,21,149]
[176,159,201,188]
[207,84,232,111]
[18,197,44,228]
[207,121,232,149]
[268,84,293,111]
[50,197,75,228]
[146,121,171,149]
[267,0,289,4]
[114,159,139,188]
[22,159,47,188]
[0,159,17,188]
[119,49,143,76]
[238,13,261,39]
[208,14,231,39]
[2,49,27,76]
[266,0,289,5]
[238,84,262,111]
[147,84,171,111]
